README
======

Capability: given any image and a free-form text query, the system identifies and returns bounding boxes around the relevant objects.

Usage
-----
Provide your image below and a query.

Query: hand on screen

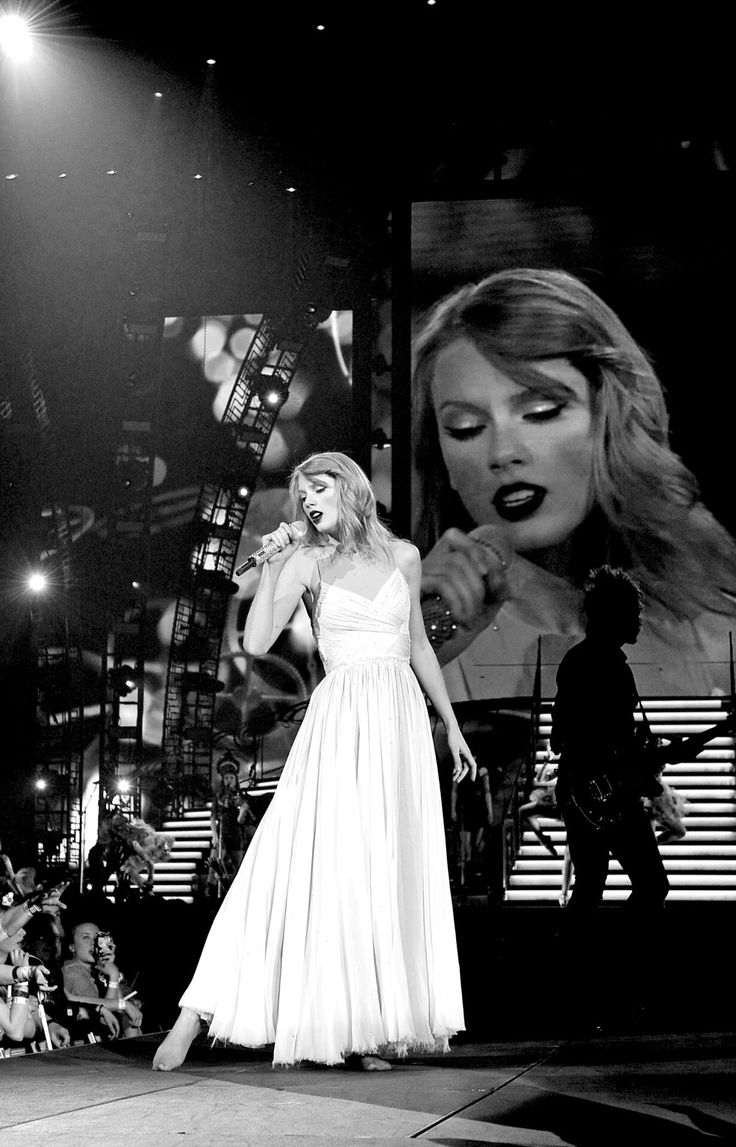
[421,527,510,662]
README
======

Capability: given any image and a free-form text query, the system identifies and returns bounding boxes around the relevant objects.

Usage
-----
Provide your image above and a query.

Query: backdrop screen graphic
[409,191,736,891]
[410,192,736,703]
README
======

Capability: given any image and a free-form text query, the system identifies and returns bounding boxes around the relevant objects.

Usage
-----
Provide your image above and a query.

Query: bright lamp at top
[0,14,34,62]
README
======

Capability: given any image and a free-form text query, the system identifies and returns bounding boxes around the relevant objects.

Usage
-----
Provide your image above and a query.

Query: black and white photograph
[1,3,734,1142]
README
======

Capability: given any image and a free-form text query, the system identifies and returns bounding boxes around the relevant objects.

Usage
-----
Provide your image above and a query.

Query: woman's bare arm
[243,544,315,656]
[395,541,477,782]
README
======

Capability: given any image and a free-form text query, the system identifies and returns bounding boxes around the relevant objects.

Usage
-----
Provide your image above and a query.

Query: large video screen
[410,192,736,704]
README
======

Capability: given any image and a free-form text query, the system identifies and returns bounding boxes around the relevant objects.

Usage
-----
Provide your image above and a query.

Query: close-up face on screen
[410,195,736,703]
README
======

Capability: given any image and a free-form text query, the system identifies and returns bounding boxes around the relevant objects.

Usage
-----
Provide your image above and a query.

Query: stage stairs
[506,697,736,903]
[148,783,278,903]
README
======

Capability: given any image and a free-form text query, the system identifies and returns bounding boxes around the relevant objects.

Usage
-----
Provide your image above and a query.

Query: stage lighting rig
[181,670,225,695]
[107,665,139,697]
[254,371,289,411]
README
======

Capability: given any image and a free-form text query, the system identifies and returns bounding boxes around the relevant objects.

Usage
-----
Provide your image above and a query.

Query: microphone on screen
[421,524,514,650]
[235,521,308,576]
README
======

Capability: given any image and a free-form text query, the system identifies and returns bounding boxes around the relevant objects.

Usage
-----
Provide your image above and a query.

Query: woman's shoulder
[390,538,420,572]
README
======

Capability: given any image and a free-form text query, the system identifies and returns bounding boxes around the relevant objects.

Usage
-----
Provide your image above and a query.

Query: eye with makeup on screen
[441,400,571,440]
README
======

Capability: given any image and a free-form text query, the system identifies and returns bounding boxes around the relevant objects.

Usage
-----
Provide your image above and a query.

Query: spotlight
[27,572,48,593]
[0,14,33,62]
[118,457,149,493]
[371,428,392,450]
[254,372,289,410]
[108,665,139,696]
[117,779,131,794]
[218,462,256,502]
[154,91,163,99]
[34,768,59,795]
[304,301,333,325]
[206,58,216,65]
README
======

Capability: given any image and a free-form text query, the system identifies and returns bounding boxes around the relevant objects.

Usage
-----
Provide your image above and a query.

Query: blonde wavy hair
[288,451,396,561]
[412,267,736,623]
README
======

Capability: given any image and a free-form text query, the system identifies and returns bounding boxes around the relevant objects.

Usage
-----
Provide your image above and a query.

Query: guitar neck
[660,716,734,765]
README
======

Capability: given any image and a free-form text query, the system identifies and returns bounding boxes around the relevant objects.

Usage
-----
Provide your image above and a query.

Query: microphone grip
[421,526,512,650]
[235,539,279,576]
[422,595,460,649]
[235,521,307,577]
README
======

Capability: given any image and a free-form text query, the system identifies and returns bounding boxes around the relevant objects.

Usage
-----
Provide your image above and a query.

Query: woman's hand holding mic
[421,525,513,664]
[260,521,307,567]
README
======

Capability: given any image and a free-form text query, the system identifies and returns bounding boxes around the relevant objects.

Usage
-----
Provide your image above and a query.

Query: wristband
[107,979,120,988]
[25,903,42,917]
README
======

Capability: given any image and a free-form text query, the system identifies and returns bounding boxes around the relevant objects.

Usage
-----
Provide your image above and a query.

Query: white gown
[179,564,465,1066]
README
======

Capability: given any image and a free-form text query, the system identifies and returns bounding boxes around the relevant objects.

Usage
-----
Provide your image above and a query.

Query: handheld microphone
[422,525,514,649]
[235,521,307,576]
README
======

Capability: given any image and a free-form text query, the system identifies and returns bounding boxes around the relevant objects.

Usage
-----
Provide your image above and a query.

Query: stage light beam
[27,572,48,593]
[0,13,33,62]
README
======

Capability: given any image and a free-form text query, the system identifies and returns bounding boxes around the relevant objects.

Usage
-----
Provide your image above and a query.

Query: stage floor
[1,1030,735,1145]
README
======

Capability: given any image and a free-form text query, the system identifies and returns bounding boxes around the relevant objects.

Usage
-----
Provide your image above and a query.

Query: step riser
[514,700,736,900]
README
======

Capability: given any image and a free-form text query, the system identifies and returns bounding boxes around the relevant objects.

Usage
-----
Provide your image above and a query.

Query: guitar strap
[633,685,654,739]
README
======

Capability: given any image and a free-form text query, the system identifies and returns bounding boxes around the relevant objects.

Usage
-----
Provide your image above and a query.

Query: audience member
[0,838,18,902]
[62,921,143,1040]
[21,912,71,1047]
[0,925,69,1051]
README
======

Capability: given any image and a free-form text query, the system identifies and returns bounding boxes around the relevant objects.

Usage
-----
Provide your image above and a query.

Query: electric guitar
[567,707,736,832]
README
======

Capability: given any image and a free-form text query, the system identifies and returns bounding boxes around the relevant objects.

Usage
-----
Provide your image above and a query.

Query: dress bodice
[314,566,411,673]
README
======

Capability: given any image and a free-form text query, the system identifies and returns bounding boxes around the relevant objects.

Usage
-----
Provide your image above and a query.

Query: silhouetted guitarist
[551,566,670,914]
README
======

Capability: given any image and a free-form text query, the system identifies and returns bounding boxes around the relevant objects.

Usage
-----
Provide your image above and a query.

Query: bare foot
[152,1008,202,1071]
[345,1053,392,1071]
